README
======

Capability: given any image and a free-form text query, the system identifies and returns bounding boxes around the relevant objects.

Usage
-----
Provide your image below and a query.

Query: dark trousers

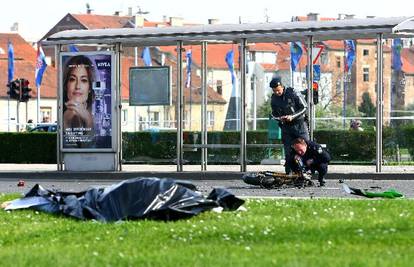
[282,122,309,174]
[310,163,328,181]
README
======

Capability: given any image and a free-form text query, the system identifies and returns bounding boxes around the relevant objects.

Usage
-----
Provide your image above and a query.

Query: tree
[256,94,272,130]
[358,92,376,128]
[358,92,376,117]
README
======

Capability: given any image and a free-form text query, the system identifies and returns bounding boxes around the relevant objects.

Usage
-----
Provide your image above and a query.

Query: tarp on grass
[5,177,244,222]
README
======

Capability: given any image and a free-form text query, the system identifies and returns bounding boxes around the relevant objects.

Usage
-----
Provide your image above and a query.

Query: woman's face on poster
[67,65,90,104]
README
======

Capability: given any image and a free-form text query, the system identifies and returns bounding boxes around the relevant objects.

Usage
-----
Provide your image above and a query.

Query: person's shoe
[318,177,326,187]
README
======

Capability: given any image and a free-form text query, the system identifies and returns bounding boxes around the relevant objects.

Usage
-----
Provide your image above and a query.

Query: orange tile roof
[160,44,240,70]
[72,14,133,29]
[248,43,281,52]
[323,40,344,50]
[71,14,200,30]
[402,48,414,74]
[294,16,337,21]
[0,33,57,98]
[260,63,278,71]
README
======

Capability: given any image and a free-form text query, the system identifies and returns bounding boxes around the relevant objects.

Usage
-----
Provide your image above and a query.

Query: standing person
[63,55,95,147]
[26,119,34,131]
[288,137,331,186]
[270,77,309,174]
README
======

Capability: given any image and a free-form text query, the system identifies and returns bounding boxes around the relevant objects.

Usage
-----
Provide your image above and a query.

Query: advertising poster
[61,53,113,149]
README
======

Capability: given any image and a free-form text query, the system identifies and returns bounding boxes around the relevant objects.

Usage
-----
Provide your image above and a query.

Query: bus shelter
[43,16,414,172]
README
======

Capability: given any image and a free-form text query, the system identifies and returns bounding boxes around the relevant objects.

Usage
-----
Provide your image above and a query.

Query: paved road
[1,164,413,199]
[1,178,413,199]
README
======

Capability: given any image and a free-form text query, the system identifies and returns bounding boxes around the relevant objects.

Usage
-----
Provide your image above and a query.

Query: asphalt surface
[1,178,413,199]
[1,164,413,199]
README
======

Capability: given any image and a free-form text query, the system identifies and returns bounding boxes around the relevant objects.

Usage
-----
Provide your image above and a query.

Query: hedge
[0,132,57,163]
[1,126,413,164]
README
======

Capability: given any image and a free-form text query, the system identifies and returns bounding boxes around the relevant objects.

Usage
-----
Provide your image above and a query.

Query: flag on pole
[224,49,240,130]
[68,45,79,52]
[225,49,235,85]
[344,40,356,73]
[185,49,192,88]
[290,41,303,71]
[8,41,14,83]
[392,38,403,71]
[141,47,152,66]
[35,46,48,88]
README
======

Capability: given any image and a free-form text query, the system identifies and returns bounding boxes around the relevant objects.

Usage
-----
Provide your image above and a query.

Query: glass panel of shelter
[182,43,242,171]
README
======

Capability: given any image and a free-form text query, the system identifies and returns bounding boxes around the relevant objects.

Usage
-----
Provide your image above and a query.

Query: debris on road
[342,184,403,199]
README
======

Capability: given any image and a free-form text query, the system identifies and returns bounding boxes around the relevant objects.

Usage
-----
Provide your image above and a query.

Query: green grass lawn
[1,193,413,267]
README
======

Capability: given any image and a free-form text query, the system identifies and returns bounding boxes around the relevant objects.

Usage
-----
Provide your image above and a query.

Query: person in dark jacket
[288,137,331,186]
[270,77,309,173]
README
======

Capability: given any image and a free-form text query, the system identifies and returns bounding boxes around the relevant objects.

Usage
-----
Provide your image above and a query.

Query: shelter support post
[177,41,184,172]
[376,34,384,173]
[240,39,247,172]
[306,36,314,140]
[115,43,123,171]
[56,44,63,171]
[201,41,208,171]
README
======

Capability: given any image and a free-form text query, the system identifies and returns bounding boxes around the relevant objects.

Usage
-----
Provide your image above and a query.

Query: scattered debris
[342,184,403,199]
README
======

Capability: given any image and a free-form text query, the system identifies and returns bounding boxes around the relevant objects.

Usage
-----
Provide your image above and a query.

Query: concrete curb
[0,171,413,180]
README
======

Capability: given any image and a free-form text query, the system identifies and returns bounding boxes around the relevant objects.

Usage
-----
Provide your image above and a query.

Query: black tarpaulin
[5,177,244,222]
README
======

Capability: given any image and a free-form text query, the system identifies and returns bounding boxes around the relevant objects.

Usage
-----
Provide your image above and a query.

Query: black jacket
[271,87,307,127]
[288,140,331,172]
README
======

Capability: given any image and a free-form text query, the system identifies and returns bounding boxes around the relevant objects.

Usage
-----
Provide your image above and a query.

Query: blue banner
[290,41,303,71]
[8,41,14,83]
[68,45,79,52]
[344,40,355,73]
[141,47,152,66]
[392,38,402,71]
[35,46,48,87]
[225,49,235,85]
[185,49,192,88]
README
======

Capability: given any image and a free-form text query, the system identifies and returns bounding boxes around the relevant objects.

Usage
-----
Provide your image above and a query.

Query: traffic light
[6,79,20,100]
[20,79,32,102]
[312,81,319,105]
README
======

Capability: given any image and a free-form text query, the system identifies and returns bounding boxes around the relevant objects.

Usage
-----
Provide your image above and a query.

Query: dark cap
[270,77,283,88]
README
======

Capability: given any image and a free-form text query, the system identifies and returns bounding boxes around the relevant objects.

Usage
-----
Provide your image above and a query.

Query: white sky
[0,0,412,41]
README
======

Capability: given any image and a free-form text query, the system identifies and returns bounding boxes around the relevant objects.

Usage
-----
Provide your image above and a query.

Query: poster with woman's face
[61,53,113,149]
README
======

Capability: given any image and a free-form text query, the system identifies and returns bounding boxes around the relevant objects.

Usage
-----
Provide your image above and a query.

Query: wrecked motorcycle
[242,171,314,189]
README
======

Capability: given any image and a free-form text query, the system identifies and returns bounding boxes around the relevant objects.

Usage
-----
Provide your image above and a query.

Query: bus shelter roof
[43,16,414,46]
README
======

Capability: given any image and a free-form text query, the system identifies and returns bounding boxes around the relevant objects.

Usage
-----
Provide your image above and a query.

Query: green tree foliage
[358,92,376,117]
[256,94,272,129]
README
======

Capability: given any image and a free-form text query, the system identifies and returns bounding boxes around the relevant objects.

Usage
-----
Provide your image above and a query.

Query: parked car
[29,123,57,132]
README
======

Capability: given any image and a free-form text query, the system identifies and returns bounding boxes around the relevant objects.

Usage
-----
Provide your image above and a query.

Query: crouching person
[288,137,331,186]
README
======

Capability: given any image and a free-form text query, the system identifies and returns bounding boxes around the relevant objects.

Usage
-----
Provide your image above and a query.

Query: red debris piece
[17,180,25,187]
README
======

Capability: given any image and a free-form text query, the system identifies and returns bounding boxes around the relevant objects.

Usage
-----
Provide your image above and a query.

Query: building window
[363,49,369,56]
[216,80,223,95]
[363,67,369,82]
[149,111,159,126]
[122,109,128,123]
[207,111,215,127]
[40,107,52,123]
[321,52,329,65]
[250,51,256,61]
[336,57,341,68]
